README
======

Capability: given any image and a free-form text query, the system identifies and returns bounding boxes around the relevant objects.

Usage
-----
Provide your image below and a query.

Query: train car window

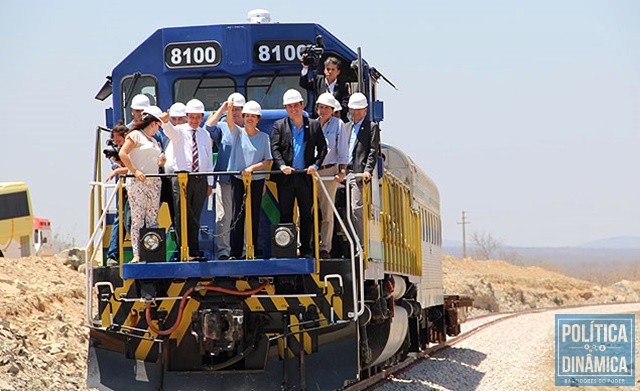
[173,77,236,112]
[428,213,432,243]
[247,76,307,110]
[121,75,158,124]
[423,210,428,242]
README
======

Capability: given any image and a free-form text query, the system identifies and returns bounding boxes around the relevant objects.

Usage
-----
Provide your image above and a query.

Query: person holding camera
[118,106,166,263]
[105,122,130,266]
[300,56,349,121]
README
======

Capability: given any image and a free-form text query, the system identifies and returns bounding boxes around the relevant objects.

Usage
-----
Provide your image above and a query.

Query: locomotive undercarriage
[88,260,363,390]
[357,275,471,379]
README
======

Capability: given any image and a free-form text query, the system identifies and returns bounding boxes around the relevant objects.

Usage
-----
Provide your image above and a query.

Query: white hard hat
[282,89,304,106]
[316,92,336,108]
[348,93,368,109]
[169,102,186,117]
[131,94,151,110]
[228,92,246,107]
[334,100,342,112]
[242,100,262,116]
[142,105,163,121]
[185,99,205,114]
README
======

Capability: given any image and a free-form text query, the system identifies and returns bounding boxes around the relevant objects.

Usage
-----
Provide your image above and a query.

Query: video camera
[301,35,325,68]
[103,138,121,161]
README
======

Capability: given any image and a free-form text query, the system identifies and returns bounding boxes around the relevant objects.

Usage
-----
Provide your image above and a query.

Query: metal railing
[86,169,370,324]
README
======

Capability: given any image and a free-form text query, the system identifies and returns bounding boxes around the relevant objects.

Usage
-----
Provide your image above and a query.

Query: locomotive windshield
[246,75,307,109]
[173,77,236,112]
[120,75,158,124]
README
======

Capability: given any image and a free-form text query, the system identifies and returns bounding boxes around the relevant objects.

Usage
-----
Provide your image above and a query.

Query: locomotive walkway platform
[122,258,315,279]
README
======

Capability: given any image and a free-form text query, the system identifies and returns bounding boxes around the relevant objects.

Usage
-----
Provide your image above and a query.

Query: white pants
[215,181,233,257]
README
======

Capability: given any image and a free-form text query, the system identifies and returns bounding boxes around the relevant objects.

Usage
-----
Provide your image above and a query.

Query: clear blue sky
[1,1,638,247]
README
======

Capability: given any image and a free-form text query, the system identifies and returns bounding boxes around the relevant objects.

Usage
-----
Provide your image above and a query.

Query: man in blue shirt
[205,93,246,260]
[315,93,349,259]
[271,89,327,257]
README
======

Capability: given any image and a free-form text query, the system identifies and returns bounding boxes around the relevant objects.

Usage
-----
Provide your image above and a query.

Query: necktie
[191,129,199,172]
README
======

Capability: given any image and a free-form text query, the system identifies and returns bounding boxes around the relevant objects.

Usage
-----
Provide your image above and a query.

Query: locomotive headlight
[274,226,294,247]
[142,232,162,251]
[138,228,166,262]
[270,223,297,258]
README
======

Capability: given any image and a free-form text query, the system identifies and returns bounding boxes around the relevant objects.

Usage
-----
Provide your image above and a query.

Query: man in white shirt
[160,99,213,259]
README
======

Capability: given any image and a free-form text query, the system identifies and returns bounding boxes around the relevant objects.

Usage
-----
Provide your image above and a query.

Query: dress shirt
[162,122,213,187]
[292,122,305,170]
[206,120,234,184]
[349,119,364,165]
[321,117,348,166]
[325,78,337,94]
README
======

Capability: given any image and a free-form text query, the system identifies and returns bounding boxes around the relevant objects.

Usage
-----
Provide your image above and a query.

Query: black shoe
[218,255,229,260]
[319,250,332,259]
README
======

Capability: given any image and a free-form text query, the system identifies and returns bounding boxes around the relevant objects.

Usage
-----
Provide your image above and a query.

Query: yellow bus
[0,182,35,258]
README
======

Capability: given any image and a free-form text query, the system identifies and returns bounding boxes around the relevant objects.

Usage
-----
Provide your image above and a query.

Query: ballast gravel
[376,303,640,391]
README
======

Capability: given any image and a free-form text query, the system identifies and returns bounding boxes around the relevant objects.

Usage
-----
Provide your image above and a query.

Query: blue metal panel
[225,26,249,70]
[122,258,315,279]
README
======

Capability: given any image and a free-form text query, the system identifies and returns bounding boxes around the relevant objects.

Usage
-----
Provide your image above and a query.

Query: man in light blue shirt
[315,93,349,258]
[205,93,246,260]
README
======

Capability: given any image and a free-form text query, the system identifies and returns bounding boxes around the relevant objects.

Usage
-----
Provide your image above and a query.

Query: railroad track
[345,302,640,391]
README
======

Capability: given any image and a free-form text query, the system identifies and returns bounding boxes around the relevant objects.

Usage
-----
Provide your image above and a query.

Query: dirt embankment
[0,254,639,390]
[0,255,87,391]
[444,255,640,315]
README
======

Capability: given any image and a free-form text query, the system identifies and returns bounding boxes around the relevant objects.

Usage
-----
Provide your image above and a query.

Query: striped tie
[191,129,199,172]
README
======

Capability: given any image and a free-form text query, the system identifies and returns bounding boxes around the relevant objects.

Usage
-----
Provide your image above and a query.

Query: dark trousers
[230,177,265,258]
[160,176,175,226]
[106,190,130,261]
[277,174,313,254]
[171,175,207,257]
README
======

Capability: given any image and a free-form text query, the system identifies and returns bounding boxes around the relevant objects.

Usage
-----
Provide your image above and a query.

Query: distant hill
[443,238,640,284]
[578,236,640,249]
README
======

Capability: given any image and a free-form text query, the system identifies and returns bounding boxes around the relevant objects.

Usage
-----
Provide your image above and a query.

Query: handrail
[315,173,364,319]
[336,173,369,318]
[85,180,120,327]
[120,170,319,262]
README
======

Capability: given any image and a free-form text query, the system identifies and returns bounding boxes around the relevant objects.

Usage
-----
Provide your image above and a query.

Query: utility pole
[457,211,470,258]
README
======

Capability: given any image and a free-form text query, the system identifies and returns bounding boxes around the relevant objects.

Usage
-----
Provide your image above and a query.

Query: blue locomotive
[87,9,470,390]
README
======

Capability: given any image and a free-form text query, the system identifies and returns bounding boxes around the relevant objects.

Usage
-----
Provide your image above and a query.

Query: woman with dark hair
[119,106,166,262]
[227,99,272,259]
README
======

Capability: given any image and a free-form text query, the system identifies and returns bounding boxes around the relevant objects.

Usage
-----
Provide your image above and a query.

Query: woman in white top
[119,106,165,262]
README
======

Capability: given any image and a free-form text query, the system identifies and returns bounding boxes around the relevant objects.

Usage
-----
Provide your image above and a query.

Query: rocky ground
[444,255,640,315]
[0,253,639,390]
[0,251,87,391]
